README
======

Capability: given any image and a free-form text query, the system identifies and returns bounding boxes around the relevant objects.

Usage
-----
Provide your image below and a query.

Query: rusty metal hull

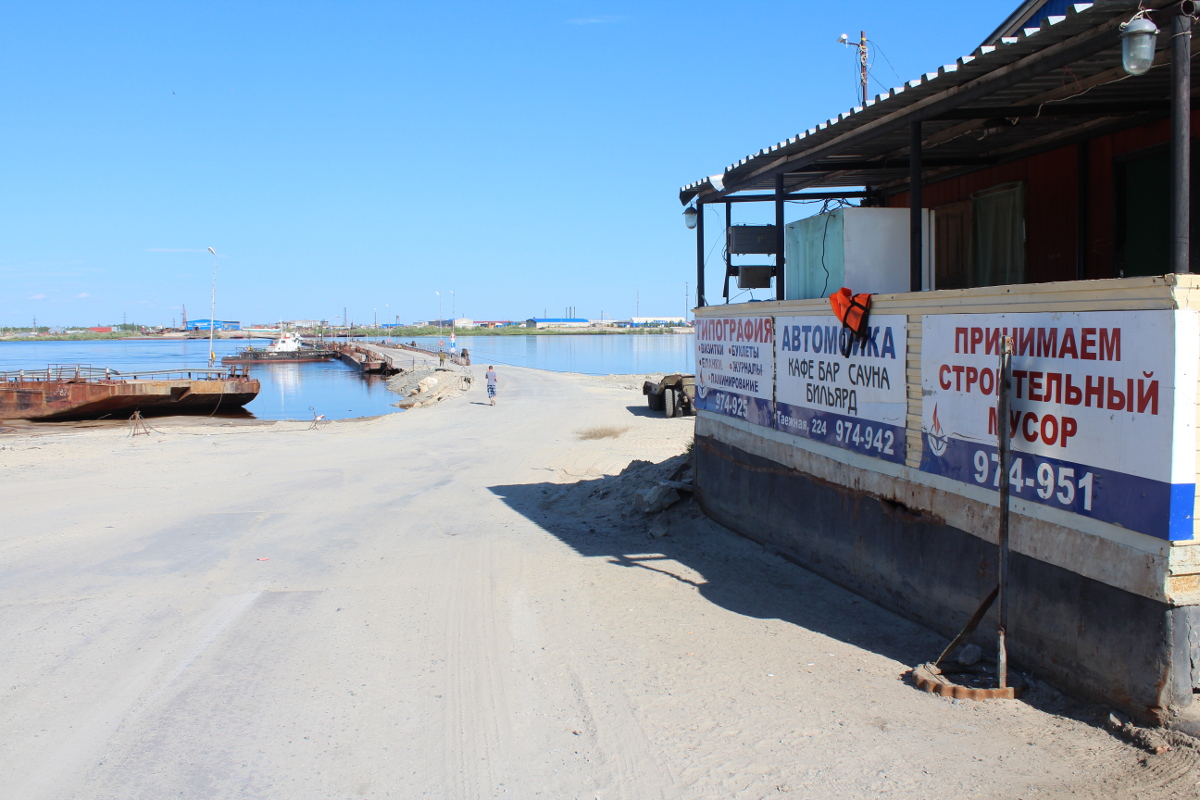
[331,343,400,376]
[0,377,261,421]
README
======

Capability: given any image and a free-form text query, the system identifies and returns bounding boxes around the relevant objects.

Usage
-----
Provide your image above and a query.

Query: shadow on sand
[487,456,1134,733]
[488,457,946,672]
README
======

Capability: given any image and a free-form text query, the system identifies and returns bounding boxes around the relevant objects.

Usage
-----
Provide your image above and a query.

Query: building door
[934,200,971,289]
[1115,149,1170,277]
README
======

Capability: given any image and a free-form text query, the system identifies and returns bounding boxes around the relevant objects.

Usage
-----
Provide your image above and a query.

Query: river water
[0,334,693,421]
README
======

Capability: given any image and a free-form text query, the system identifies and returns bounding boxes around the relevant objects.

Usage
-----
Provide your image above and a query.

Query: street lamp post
[435,291,442,334]
[206,247,218,367]
[385,303,390,343]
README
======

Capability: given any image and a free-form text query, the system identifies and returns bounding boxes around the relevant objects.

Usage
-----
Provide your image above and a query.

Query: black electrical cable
[819,200,833,297]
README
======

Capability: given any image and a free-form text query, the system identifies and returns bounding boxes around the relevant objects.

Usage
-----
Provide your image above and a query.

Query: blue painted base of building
[695,433,1199,725]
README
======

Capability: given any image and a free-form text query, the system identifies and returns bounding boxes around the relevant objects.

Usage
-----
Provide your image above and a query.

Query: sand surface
[1,364,1197,799]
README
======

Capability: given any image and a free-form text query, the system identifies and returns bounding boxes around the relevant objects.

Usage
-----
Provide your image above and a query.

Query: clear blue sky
[1,1,1014,328]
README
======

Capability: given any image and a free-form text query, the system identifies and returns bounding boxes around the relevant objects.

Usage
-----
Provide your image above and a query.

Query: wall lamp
[683,205,698,230]
[1120,15,1159,76]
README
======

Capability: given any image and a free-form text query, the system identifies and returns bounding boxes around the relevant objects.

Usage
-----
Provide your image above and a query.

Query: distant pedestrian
[439,351,446,367]
[485,366,498,406]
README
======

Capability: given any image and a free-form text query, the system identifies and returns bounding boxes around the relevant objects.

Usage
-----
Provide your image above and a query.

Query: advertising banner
[920,311,1197,540]
[694,316,774,428]
[774,315,908,464]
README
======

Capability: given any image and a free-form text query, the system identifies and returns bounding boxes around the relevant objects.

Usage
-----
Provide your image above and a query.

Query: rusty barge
[329,342,401,376]
[0,365,260,421]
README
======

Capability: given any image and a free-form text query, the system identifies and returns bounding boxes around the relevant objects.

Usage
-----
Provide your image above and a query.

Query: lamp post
[206,247,218,367]
[374,307,378,333]
[385,303,390,343]
[435,291,442,334]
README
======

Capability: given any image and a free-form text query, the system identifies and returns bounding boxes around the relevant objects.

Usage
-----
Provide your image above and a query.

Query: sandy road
[1,364,1196,799]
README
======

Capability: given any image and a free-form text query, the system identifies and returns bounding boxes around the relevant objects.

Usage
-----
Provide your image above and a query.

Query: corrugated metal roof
[679,0,1179,204]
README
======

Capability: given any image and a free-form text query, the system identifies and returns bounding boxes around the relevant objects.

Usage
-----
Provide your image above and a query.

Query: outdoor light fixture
[683,205,698,230]
[1120,15,1159,76]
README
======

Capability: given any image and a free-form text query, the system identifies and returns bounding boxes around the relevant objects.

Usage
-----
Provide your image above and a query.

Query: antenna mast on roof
[838,31,870,107]
[859,31,868,106]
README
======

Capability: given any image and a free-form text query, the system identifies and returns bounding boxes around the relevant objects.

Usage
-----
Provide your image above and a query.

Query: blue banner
[775,401,907,465]
[920,436,1194,540]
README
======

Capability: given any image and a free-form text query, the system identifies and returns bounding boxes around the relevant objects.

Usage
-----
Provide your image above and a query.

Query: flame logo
[926,403,949,457]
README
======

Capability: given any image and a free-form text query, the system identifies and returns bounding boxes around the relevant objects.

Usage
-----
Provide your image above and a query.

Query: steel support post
[775,173,786,300]
[1172,11,1192,274]
[997,336,1014,690]
[696,201,706,307]
[724,201,733,300]
[909,121,923,292]
[1076,140,1089,280]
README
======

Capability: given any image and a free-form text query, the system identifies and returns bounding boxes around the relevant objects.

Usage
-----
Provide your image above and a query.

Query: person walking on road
[485,366,498,406]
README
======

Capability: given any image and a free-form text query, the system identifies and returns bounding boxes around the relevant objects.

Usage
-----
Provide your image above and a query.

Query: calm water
[1,334,693,420]
[370,333,693,375]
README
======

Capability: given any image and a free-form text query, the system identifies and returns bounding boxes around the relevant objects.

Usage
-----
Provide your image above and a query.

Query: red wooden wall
[885,111,1200,283]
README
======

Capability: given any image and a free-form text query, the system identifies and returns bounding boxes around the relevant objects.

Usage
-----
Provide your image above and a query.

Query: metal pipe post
[696,201,705,308]
[724,201,733,300]
[996,336,1014,690]
[775,173,786,300]
[1076,140,1089,280]
[909,122,923,292]
[1172,10,1192,274]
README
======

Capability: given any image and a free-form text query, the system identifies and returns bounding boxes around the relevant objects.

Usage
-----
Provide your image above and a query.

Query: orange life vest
[829,288,871,334]
[829,288,872,357]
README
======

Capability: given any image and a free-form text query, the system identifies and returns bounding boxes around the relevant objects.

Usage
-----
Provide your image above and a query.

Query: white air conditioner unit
[783,207,933,300]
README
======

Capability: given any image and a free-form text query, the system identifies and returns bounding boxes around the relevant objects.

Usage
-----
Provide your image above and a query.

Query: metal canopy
[679,1,1191,205]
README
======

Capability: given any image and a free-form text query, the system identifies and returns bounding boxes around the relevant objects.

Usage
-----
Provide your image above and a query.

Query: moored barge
[0,365,260,421]
[222,332,337,364]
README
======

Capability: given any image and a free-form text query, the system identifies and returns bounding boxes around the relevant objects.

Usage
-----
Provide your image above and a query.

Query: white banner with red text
[920,311,1197,541]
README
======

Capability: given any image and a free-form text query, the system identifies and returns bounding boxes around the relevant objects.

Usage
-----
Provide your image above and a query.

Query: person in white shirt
[485,366,498,406]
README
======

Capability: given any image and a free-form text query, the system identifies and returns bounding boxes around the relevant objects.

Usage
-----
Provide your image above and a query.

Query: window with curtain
[968,182,1025,287]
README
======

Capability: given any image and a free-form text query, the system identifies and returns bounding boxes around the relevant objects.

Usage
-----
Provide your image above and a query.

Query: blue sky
[1,1,1014,327]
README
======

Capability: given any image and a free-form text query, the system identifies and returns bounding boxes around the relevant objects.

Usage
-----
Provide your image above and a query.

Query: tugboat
[222,331,337,364]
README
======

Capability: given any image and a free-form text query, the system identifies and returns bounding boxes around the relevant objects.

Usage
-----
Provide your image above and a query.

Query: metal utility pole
[1172,10,1192,274]
[206,247,218,366]
[859,31,869,107]
[636,291,640,318]
[435,292,442,333]
[838,31,870,107]
[996,336,1014,690]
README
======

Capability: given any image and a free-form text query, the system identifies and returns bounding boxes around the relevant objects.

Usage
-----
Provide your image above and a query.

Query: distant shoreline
[1,327,694,343]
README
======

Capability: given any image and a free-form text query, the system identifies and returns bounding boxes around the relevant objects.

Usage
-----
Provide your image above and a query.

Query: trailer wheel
[664,388,677,418]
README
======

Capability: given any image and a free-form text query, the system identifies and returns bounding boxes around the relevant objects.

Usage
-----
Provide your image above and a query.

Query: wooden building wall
[886,111,1200,285]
